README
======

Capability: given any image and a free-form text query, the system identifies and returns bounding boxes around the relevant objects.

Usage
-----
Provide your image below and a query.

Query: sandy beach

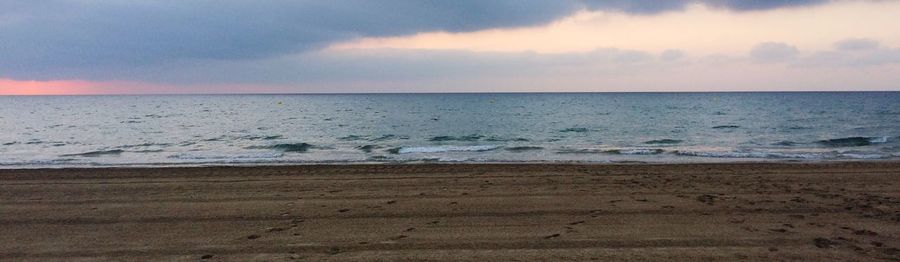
[1,162,899,261]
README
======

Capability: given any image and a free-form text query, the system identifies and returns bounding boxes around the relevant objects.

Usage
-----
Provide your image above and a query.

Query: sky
[1,0,899,94]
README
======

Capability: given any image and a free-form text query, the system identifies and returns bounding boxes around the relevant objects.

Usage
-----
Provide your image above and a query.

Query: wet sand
[2,162,899,261]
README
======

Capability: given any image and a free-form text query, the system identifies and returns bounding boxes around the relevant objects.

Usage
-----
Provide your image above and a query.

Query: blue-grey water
[1,92,898,168]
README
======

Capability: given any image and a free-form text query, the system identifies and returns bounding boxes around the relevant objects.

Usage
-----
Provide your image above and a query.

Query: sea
[1,92,898,168]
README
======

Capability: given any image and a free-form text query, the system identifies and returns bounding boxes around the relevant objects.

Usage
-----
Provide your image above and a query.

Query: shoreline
[3,162,899,260]
[4,159,900,171]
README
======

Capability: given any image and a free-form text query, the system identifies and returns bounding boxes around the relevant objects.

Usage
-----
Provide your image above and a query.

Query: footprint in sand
[327,247,341,255]
[389,235,408,240]
[814,237,838,248]
[769,228,789,233]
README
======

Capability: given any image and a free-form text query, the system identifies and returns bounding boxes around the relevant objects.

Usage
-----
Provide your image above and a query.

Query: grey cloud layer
[750,42,800,62]
[1,0,845,81]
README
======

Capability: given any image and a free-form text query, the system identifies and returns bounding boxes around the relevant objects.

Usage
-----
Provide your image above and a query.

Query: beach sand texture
[2,162,899,261]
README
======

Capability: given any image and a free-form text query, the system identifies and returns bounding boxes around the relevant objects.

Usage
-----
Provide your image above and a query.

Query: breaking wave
[505,146,544,152]
[396,145,500,154]
[168,152,284,161]
[817,137,888,147]
[247,143,315,152]
[605,148,665,155]
[674,150,824,159]
[61,149,125,157]
[644,139,683,145]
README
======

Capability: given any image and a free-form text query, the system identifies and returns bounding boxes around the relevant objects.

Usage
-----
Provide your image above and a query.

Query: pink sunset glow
[0,79,105,95]
[0,78,300,95]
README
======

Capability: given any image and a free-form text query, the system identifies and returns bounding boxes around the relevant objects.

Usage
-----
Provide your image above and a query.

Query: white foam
[840,153,887,159]
[168,152,284,160]
[675,150,824,159]
[0,158,79,166]
[398,145,499,154]
[617,148,664,155]
[869,136,889,143]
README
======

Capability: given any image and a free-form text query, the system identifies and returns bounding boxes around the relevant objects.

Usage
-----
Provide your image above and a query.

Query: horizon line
[2,90,900,96]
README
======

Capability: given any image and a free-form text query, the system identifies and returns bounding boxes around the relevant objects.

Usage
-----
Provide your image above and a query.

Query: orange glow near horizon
[0,78,105,95]
[0,78,302,95]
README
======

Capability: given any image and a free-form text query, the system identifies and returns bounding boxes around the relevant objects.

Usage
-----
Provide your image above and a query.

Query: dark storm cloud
[0,1,576,71]
[0,0,846,80]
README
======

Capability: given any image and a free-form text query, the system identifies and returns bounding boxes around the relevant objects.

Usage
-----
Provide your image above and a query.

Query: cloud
[579,0,832,14]
[660,49,686,61]
[0,1,579,72]
[581,0,691,14]
[702,0,829,11]
[0,0,855,81]
[834,38,881,51]
[38,48,657,86]
[750,42,800,62]
[799,48,900,67]
[5,45,900,93]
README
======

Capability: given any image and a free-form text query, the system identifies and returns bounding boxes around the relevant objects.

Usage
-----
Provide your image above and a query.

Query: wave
[674,150,823,159]
[839,153,888,159]
[61,149,124,157]
[118,143,173,148]
[386,147,402,154]
[204,134,284,142]
[870,136,889,143]
[772,141,797,146]
[559,127,590,133]
[372,134,405,141]
[429,134,484,142]
[357,144,381,153]
[339,134,407,142]
[605,148,665,155]
[339,135,367,141]
[505,146,544,152]
[817,137,887,147]
[247,143,315,152]
[485,136,530,142]
[0,158,78,166]
[396,145,499,154]
[368,155,391,161]
[133,149,165,153]
[168,152,283,160]
[644,139,682,145]
[556,148,605,154]
[712,125,740,129]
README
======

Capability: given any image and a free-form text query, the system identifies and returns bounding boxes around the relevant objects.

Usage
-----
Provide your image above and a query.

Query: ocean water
[1,92,898,168]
